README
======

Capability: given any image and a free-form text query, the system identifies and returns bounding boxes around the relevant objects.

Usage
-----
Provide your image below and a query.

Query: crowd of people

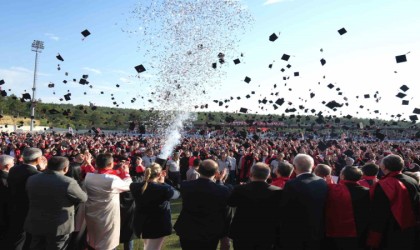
[0,131,419,250]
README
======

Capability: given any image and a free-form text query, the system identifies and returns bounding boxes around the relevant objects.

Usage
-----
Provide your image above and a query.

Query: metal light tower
[30,40,44,132]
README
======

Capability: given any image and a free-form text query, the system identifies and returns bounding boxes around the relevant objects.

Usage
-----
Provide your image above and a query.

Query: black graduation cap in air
[310,93,315,98]
[396,92,406,98]
[116,84,120,88]
[327,83,334,89]
[64,93,71,101]
[395,55,407,63]
[268,64,273,69]
[212,63,217,69]
[269,33,278,42]
[413,108,420,114]
[49,109,60,114]
[48,83,54,88]
[244,76,251,83]
[233,59,241,65]
[239,108,248,113]
[320,58,326,66]
[364,94,370,99]
[0,79,4,85]
[81,29,91,38]
[294,72,299,77]
[134,64,146,73]
[325,100,343,110]
[409,115,418,121]
[402,100,409,105]
[56,53,64,61]
[1,90,7,97]
[22,93,31,100]
[338,28,347,35]
[281,54,290,61]
[275,98,285,106]
[400,85,409,92]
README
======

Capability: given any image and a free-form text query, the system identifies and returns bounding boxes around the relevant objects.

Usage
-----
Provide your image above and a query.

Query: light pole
[30,40,44,132]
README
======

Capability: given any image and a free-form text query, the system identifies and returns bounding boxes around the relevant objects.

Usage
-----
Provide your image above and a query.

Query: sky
[0,0,419,123]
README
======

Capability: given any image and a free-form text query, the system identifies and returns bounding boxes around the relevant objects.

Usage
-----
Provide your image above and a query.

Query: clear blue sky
[0,0,419,122]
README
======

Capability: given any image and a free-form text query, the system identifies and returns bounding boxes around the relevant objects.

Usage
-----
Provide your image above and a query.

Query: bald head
[198,159,219,178]
[293,154,314,174]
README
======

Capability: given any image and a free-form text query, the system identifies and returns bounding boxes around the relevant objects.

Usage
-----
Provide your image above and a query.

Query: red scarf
[97,168,129,179]
[271,177,290,189]
[325,181,358,237]
[359,175,378,188]
[374,171,416,230]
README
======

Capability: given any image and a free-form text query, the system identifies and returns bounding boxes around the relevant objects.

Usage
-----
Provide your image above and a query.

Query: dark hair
[382,154,404,172]
[96,153,114,169]
[341,166,363,181]
[198,159,218,178]
[361,163,379,176]
[193,158,201,167]
[192,151,199,157]
[314,164,332,178]
[276,162,294,177]
[251,163,270,180]
[48,156,69,171]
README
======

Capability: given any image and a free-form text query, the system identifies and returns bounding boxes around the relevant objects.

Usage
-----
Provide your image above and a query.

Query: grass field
[117,199,182,250]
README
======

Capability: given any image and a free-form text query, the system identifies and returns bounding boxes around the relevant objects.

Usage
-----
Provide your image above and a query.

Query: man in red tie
[367,154,420,249]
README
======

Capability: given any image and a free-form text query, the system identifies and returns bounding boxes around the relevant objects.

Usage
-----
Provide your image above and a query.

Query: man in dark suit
[279,154,328,250]
[5,147,47,250]
[228,162,282,250]
[174,159,231,250]
[0,155,15,238]
[367,154,420,249]
[24,156,87,250]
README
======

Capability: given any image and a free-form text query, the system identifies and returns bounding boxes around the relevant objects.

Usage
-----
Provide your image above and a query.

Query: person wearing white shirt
[142,149,156,168]
[166,152,181,188]
[84,153,132,250]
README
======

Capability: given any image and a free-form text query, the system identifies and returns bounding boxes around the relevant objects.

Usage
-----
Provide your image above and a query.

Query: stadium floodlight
[30,40,44,132]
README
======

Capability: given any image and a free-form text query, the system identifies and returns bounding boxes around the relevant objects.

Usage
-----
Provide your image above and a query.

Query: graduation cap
[409,115,418,121]
[212,63,217,69]
[269,33,278,42]
[81,29,91,38]
[244,76,251,83]
[56,53,64,61]
[364,94,370,99]
[245,94,251,99]
[327,83,334,89]
[325,100,343,110]
[22,93,31,100]
[395,55,407,63]
[239,108,248,113]
[79,78,88,85]
[320,58,326,66]
[281,54,290,61]
[48,83,54,88]
[64,93,71,101]
[376,132,386,141]
[0,90,6,97]
[413,108,420,114]
[134,64,146,73]
[400,85,409,92]
[275,98,285,106]
[396,92,406,98]
[0,79,4,85]
[233,59,241,65]
[63,80,67,84]
[286,64,291,68]
[268,64,273,69]
[116,84,120,88]
[280,68,285,72]
[402,100,409,105]
[49,109,60,114]
[294,72,299,77]
[338,28,347,35]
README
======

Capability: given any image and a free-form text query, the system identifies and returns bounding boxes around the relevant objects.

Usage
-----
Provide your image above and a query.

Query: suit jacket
[228,181,282,243]
[280,173,328,243]
[174,178,231,240]
[24,170,87,236]
[7,163,40,227]
[65,162,82,185]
